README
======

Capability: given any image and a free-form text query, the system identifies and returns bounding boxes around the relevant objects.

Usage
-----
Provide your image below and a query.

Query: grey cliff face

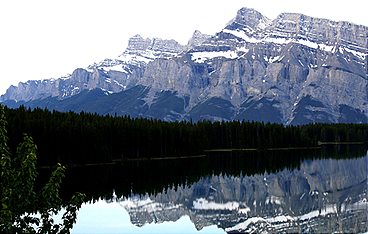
[186,30,211,49]
[270,13,367,52]
[226,7,271,33]
[1,7,367,124]
[126,34,185,55]
[125,34,152,52]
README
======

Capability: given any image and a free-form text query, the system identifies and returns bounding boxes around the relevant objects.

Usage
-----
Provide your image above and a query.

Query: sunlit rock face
[118,155,367,233]
[2,8,367,124]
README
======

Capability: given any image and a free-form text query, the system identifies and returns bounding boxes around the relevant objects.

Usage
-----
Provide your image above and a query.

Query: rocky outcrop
[126,34,185,55]
[186,30,211,49]
[269,12,367,52]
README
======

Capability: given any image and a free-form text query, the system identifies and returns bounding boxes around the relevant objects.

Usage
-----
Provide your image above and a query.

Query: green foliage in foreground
[0,105,86,233]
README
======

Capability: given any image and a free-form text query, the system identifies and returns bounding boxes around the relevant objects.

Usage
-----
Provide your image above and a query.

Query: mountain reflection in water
[64,147,367,233]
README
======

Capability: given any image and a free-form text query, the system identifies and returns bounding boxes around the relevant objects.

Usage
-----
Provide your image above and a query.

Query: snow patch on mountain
[190,51,238,63]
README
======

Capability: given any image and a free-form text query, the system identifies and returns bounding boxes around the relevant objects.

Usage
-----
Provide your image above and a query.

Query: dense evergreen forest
[3,106,368,166]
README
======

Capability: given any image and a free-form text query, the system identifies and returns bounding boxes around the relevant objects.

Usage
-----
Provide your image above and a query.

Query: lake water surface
[59,147,367,233]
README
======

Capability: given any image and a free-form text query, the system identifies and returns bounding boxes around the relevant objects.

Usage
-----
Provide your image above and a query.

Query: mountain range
[1,8,367,124]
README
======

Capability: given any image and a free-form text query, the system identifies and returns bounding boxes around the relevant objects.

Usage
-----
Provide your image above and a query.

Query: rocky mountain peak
[150,38,185,54]
[187,30,211,49]
[226,7,270,31]
[125,34,185,55]
[125,34,152,53]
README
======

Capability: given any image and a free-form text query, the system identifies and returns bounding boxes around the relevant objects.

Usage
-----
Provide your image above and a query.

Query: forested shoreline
[4,106,368,166]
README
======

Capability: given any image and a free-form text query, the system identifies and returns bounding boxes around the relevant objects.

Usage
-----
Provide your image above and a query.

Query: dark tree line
[3,106,368,166]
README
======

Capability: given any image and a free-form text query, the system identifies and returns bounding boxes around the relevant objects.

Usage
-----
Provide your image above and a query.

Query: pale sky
[0,0,367,95]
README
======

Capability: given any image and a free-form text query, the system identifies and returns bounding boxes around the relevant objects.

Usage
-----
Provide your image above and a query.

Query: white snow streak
[102,64,128,73]
[221,29,365,58]
[344,47,367,60]
[191,51,237,63]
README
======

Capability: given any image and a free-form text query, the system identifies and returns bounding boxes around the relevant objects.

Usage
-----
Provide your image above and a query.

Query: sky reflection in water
[72,199,225,234]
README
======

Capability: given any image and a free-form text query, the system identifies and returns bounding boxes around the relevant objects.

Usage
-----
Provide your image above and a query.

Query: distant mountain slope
[2,8,367,124]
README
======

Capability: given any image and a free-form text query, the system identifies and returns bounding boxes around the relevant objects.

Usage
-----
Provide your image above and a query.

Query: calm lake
[52,146,367,233]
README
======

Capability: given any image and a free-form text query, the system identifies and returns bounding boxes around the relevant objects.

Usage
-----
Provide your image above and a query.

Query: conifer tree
[0,105,85,233]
